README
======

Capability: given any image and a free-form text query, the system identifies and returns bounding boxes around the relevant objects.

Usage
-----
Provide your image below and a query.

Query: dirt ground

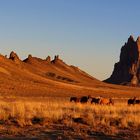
[0,123,139,140]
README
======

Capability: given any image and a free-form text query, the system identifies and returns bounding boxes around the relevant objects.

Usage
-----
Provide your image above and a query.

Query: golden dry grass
[0,99,140,132]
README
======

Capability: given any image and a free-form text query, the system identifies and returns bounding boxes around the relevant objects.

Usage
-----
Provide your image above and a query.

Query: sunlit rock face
[105,35,140,86]
[9,51,21,64]
[46,56,51,63]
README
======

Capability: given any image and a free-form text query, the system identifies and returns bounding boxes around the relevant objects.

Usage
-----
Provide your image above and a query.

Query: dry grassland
[0,98,140,139]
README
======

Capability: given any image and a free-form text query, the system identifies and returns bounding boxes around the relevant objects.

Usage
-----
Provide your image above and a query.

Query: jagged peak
[9,51,17,58]
[28,54,32,59]
[23,54,32,62]
[51,55,61,63]
[105,35,140,86]
[46,56,51,62]
[54,55,59,60]
[129,35,134,39]
[9,51,21,63]
[127,35,135,43]
[127,35,140,43]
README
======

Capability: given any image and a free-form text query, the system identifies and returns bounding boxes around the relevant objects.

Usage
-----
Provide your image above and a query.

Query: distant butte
[105,35,140,86]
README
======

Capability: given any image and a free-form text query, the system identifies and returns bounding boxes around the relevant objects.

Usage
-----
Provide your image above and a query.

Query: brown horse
[99,98,114,105]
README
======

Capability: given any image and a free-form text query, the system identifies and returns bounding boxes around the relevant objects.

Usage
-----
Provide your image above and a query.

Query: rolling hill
[0,51,140,98]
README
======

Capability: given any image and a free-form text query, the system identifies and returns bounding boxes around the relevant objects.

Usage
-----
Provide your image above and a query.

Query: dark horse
[91,97,100,104]
[128,97,136,105]
[80,95,91,104]
[70,97,80,103]
[135,99,140,104]
[109,98,114,105]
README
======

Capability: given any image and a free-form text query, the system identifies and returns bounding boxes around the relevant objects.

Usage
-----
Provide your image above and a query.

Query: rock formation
[51,55,60,63]
[105,35,140,86]
[9,51,21,64]
[23,54,45,64]
[46,56,51,63]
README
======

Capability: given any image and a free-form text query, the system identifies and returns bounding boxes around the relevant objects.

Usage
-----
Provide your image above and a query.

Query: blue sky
[0,0,140,80]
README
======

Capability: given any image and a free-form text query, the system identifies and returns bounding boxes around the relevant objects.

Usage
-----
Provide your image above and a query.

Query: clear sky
[0,0,140,80]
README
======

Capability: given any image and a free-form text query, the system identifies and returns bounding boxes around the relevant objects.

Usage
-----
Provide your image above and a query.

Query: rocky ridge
[0,51,99,87]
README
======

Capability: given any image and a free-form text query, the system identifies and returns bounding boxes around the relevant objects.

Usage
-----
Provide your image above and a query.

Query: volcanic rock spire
[9,51,21,64]
[46,56,51,62]
[51,55,60,63]
[105,35,140,86]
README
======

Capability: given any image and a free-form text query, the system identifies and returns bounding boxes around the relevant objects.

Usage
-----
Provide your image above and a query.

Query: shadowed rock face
[51,55,60,63]
[105,35,140,86]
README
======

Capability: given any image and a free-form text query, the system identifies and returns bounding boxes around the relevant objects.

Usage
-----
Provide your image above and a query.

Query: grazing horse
[109,98,114,105]
[128,97,136,105]
[135,99,140,104]
[91,97,100,104]
[99,98,114,105]
[80,95,91,104]
[70,97,80,103]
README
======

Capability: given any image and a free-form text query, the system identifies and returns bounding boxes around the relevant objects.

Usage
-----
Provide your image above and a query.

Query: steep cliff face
[105,35,140,86]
